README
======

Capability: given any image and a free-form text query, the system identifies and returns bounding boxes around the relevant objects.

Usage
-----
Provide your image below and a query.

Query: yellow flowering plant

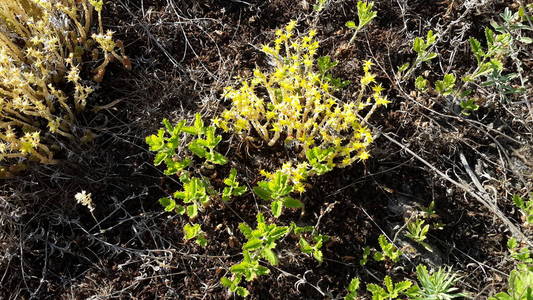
[0,0,129,176]
[217,21,389,190]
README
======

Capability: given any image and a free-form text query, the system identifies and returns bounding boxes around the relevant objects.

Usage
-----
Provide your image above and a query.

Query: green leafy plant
[299,234,327,262]
[513,194,533,225]
[464,27,512,85]
[160,173,210,219]
[222,168,248,202]
[489,236,533,300]
[399,30,438,78]
[146,118,191,175]
[459,99,480,116]
[306,146,335,175]
[146,114,228,176]
[317,56,351,89]
[367,276,415,300]
[345,278,361,300]
[489,264,533,300]
[507,237,532,264]
[415,76,429,91]
[435,73,456,96]
[346,1,378,44]
[221,213,291,297]
[360,246,371,266]
[405,218,431,251]
[183,223,208,247]
[253,171,303,217]
[373,234,402,263]
[186,114,228,165]
[413,265,465,300]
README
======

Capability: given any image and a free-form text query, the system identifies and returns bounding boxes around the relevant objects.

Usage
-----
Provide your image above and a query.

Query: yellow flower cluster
[260,161,310,193]
[0,0,128,175]
[217,21,389,170]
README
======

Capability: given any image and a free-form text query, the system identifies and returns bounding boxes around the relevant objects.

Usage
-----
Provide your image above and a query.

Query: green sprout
[222,168,248,202]
[159,173,210,219]
[345,278,361,300]
[435,73,456,96]
[346,1,378,44]
[253,171,304,217]
[367,276,415,300]
[489,264,533,300]
[221,213,291,297]
[414,265,465,300]
[373,234,402,263]
[459,99,480,116]
[513,194,533,225]
[183,223,208,247]
[405,218,432,251]
[306,147,335,175]
[299,234,327,262]
[145,118,191,176]
[185,114,228,165]
[399,30,438,78]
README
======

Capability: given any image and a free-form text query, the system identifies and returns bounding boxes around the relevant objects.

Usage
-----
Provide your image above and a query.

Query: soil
[1,0,532,299]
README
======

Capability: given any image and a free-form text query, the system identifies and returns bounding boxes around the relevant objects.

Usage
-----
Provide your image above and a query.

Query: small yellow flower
[363,60,374,73]
[374,95,391,107]
[361,73,376,86]
[357,150,370,160]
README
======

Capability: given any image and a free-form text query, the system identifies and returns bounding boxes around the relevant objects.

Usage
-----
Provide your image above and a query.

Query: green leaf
[317,56,338,74]
[209,151,228,165]
[485,27,495,47]
[413,37,424,53]
[271,200,283,217]
[253,184,272,201]
[159,197,175,212]
[186,204,198,218]
[175,205,185,215]
[162,118,174,132]
[348,278,360,292]
[243,238,263,251]
[235,287,250,297]
[239,223,253,239]
[262,248,279,265]
[283,197,303,208]
[188,141,207,158]
[513,195,525,209]
[398,62,410,73]
[395,280,413,292]
[426,52,438,60]
[183,223,201,240]
[269,226,290,240]
[346,21,356,29]
[194,113,205,134]
[373,251,384,261]
[519,37,533,44]
[384,275,393,293]
[220,277,233,288]
[299,237,313,253]
[222,187,232,202]
[164,158,191,175]
[313,249,323,262]
[153,151,168,166]
[435,73,456,96]
[507,237,518,250]
[415,76,428,90]
[233,186,247,196]
[426,30,436,45]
